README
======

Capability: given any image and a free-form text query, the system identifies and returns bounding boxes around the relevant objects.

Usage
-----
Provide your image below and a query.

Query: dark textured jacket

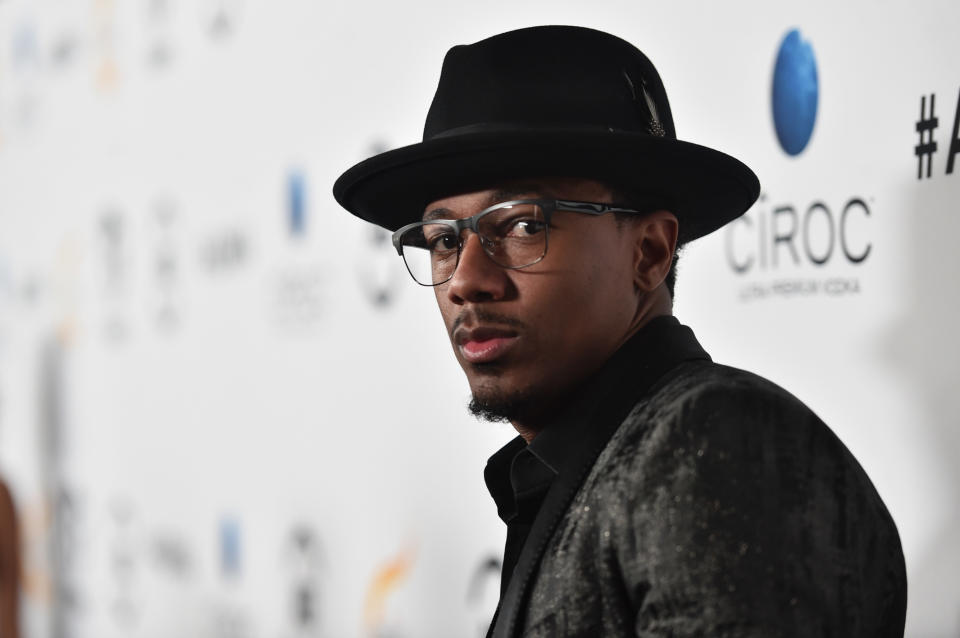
[488,321,907,637]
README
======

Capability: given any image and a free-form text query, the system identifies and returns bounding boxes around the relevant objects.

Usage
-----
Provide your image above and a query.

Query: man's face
[425,178,645,424]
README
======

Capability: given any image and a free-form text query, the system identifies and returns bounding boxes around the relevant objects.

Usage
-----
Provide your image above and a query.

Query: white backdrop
[0,1,957,636]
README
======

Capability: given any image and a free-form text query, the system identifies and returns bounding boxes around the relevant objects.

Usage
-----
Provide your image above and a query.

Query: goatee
[468,388,537,423]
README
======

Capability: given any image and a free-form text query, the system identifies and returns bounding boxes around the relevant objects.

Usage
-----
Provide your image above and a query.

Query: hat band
[427,121,638,141]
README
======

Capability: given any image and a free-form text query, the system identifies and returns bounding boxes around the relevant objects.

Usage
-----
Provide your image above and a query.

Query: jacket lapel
[487,318,710,638]
[489,406,628,637]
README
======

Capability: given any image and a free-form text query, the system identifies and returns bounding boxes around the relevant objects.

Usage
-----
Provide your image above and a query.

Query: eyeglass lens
[398,202,548,285]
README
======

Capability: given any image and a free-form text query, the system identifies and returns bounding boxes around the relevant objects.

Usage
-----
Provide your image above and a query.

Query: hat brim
[333,129,759,244]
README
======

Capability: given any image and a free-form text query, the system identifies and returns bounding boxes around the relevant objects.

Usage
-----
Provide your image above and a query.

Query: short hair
[608,185,681,299]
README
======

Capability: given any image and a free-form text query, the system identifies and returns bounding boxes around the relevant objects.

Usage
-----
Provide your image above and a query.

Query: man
[334,26,906,637]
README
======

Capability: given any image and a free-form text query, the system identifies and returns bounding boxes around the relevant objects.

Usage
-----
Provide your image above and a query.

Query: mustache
[451,308,526,333]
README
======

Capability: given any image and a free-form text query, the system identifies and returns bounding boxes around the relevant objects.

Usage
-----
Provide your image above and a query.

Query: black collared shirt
[483,315,711,597]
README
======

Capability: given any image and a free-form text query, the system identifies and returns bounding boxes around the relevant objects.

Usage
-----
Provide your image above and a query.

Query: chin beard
[468,386,539,423]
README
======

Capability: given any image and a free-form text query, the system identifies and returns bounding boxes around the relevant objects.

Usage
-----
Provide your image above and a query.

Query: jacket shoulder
[576,359,907,636]
[601,359,890,524]
[615,359,839,460]
[642,359,812,420]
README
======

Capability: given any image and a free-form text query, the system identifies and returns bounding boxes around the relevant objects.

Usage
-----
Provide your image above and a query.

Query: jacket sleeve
[605,374,906,638]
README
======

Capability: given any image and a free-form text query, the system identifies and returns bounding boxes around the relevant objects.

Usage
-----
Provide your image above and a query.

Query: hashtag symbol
[915,94,938,180]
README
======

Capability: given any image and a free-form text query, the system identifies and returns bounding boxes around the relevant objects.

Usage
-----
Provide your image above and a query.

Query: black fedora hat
[333,25,759,244]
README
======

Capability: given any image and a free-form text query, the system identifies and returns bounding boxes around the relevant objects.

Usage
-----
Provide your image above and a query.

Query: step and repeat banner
[0,1,957,637]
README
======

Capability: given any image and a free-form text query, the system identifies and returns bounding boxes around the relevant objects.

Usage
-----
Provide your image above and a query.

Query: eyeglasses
[391,199,646,286]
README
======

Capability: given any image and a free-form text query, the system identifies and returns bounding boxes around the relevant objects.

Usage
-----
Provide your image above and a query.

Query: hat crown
[334,25,759,243]
[423,26,676,141]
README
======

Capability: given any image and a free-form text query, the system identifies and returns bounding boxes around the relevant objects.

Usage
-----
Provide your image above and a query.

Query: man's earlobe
[633,211,678,292]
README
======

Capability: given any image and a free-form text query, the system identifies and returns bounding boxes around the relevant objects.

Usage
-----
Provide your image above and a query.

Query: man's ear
[632,210,678,292]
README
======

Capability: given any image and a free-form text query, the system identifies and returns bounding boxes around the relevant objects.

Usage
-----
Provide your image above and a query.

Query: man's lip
[459,335,519,364]
[454,325,519,346]
[454,326,520,364]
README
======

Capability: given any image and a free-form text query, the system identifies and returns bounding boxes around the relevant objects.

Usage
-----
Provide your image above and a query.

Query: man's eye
[504,218,546,237]
[427,233,459,251]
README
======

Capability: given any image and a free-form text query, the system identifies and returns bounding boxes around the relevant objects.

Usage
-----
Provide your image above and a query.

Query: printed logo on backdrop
[0,260,41,323]
[93,0,120,91]
[772,29,818,156]
[201,227,250,273]
[220,515,242,578]
[150,530,194,579]
[724,28,872,302]
[0,258,44,323]
[199,0,245,39]
[914,88,960,180]
[37,328,86,634]
[45,487,85,634]
[355,140,405,310]
[288,171,308,237]
[109,499,142,629]
[144,0,176,69]
[42,3,83,73]
[13,20,41,73]
[282,524,325,637]
[270,169,328,333]
[466,555,501,638]
[98,199,188,341]
[106,501,198,631]
[11,19,41,131]
[98,208,132,341]
[50,27,80,70]
[215,515,251,638]
[363,544,416,638]
[150,196,182,331]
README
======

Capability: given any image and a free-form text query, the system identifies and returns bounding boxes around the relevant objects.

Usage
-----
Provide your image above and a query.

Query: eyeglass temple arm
[553,200,643,216]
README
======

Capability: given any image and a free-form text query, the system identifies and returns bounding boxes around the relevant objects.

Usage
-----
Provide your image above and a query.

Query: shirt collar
[484,436,529,522]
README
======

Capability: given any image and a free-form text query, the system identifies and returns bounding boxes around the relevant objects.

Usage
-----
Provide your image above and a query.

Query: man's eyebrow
[487,186,548,207]
[422,207,454,221]
[422,185,551,221]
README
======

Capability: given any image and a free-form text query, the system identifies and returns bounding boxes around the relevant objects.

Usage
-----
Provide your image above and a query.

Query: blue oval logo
[772,29,818,156]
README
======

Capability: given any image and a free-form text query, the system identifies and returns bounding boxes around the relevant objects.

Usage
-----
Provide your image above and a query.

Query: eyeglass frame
[391,198,648,287]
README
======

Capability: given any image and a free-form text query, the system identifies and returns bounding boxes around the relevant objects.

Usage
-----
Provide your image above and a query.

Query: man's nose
[444,232,508,304]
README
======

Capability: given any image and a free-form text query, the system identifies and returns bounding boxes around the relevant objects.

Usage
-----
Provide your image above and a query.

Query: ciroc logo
[722,29,871,301]
[772,29,818,156]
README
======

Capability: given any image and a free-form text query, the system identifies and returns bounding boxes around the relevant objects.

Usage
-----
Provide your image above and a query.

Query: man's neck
[511,291,674,444]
